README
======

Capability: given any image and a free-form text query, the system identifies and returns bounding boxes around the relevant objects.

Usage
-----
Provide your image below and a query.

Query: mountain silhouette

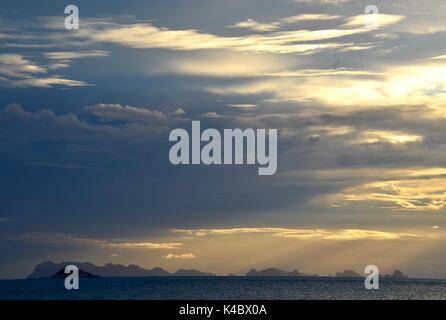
[335,269,409,278]
[335,270,363,278]
[174,269,214,276]
[246,268,317,277]
[383,270,409,279]
[27,261,409,279]
[48,268,100,278]
[27,261,215,278]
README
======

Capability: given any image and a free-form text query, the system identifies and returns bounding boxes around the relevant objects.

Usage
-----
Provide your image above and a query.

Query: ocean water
[1,277,446,300]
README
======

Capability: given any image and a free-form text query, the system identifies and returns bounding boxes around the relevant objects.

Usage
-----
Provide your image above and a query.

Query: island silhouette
[28,261,215,278]
[246,268,317,277]
[27,261,409,279]
[47,268,100,278]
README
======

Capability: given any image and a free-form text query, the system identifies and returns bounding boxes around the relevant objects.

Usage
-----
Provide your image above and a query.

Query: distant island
[28,261,215,279]
[383,270,409,279]
[247,268,408,279]
[27,261,409,279]
[47,268,100,279]
[246,268,318,277]
[335,270,364,278]
[336,269,409,279]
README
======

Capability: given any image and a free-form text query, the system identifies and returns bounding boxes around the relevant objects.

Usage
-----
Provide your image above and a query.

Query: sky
[2,0,446,279]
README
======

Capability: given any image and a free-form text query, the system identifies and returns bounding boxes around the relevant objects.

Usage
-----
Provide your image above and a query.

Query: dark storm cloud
[1,100,444,236]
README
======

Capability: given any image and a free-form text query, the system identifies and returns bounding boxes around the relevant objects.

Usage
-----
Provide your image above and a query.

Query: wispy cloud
[43,50,110,60]
[107,242,183,250]
[261,68,386,77]
[83,22,366,54]
[352,130,423,145]
[0,54,46,77]
[172,227,420,240]
[428,55,446,60]
[228,19,280,32]
[147,52,293,77]
[0,54,91,88]
[281,14,341,23]
[7,77,91,88]
[226,104,257,109]
[3,20,362,55]
[321,167,446,211]
[36,12,401,55]
[342,14,405,28]
[227,14,341,32]
[85,103,166,122]
[207,60,446,111]
[330,178,446,212]
[15,232,183,250]
[162,253,196,259]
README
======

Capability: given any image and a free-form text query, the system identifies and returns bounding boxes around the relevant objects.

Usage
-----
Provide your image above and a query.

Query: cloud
[172,227,420,240]
[1,104,91,131]
[397,13,446,35]
[4,101,445,222]
[47,63,70,70]
[227,19,280,32]
[162,253,196,259]
[0,12,406,66]
[43,50,110,60]
[2,0,446,280]
[280,14,342,23]
[85,103,166,122]
[353,130,423,144]
[403,24,446,35]
[172,108,186,115]
[429,55,446,60]
[261,68,385,77]
[107,242,182,250]
[322,167,446,211]
[0,103,186,170]
[7,77,91,88]
[149,52,294,77]
[228,14,341,32]
[207,60,446,111]
[291,167,446,184]
[77,19,388,54]
[330,178,446,212]
[15,232,183,250]
[0,54,46,77]
[226,104,258,109]
[0,54,91,88]
[342,14,405,28]
[15,233,106,246]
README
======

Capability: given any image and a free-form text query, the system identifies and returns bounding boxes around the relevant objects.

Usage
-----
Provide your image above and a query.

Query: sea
[1,276,446,300]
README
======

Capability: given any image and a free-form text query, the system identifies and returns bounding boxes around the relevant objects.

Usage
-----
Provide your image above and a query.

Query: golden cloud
[324,167,446,211]
[172,227,420,240]
[78,13,404,54]
[162,253,196,259]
